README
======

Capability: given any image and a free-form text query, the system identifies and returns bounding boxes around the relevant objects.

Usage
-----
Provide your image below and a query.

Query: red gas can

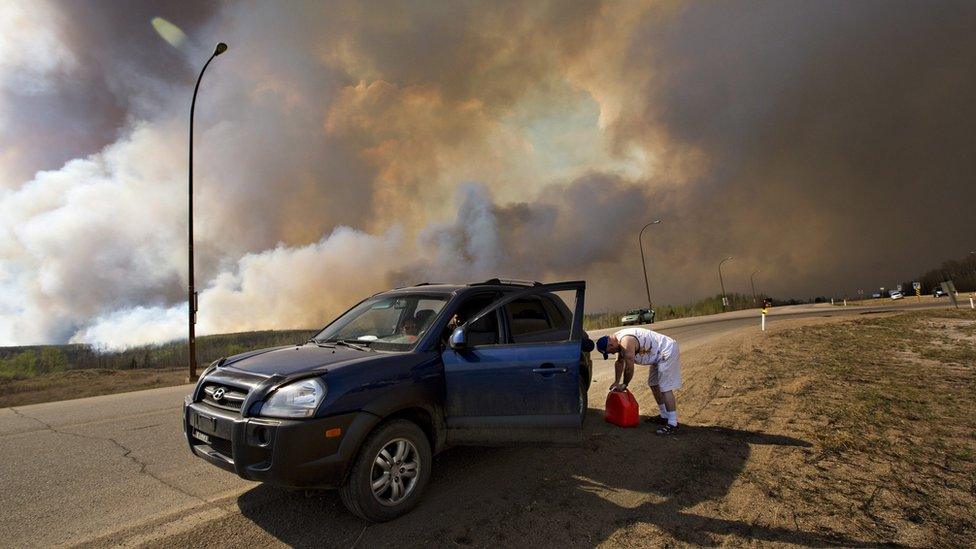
[605,389,639,427]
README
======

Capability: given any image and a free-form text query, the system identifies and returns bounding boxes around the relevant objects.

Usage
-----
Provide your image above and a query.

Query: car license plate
[192,430,211,444]
[195,412,217,434]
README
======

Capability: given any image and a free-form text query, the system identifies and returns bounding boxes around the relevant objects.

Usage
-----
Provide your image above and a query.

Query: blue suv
[183,279,593,521]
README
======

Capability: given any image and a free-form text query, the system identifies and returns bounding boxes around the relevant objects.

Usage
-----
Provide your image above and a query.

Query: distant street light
[638,219,662,310]
[750,270,760,306]
[719,256,734,310]
[187,42,228,382]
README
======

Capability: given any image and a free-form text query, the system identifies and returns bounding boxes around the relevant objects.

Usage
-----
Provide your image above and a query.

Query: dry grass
[689,309,976,547]
[0,367,188,407]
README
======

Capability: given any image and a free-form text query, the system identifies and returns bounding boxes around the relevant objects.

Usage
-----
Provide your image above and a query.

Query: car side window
[448,293,501,346]
[504,295,571,344]
[540,296,571,338]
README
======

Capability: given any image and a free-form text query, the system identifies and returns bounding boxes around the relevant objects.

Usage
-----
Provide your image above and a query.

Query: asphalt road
[0,299,956,547]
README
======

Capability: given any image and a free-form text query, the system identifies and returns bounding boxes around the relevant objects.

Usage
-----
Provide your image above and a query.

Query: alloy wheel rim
[370,438,420,506]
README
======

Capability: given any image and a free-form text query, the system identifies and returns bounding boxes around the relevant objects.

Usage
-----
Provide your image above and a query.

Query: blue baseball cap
[596,335,610,359]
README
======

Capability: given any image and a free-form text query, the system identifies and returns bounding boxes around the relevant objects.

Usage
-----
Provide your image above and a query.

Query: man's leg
[655,344,682,434]
[661,390,677,425]
[647,365,668,422]
[649,384,667,419]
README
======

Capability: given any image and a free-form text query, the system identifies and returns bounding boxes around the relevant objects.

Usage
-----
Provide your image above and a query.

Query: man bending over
[596,327,682,435]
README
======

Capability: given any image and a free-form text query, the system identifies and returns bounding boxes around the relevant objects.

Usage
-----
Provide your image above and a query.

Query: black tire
[339,419,432,522]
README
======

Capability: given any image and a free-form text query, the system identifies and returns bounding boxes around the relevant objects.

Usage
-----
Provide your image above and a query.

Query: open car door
[442,281,585,444]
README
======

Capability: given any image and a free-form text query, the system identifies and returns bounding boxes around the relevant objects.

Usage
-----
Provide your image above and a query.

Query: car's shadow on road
[234,410,882,548]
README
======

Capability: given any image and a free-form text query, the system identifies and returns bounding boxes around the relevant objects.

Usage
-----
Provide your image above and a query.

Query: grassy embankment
[701,309,976,546]
[0,330,315,407]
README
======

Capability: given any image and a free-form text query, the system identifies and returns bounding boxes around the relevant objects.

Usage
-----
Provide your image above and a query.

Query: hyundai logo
[212,387,226,401]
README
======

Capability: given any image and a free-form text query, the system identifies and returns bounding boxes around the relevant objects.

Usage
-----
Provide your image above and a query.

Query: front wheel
[339,419,432,522]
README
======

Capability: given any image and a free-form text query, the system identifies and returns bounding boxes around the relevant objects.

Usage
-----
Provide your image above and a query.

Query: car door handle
[532,364,568,375]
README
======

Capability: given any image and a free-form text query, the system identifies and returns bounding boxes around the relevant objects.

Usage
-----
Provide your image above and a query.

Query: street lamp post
[187,42,227,382]
[638,219,662,310]
[750,270,760,305]
[719,256,734,310]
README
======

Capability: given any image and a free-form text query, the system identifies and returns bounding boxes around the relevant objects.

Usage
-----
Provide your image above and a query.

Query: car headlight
[260,378,327,418]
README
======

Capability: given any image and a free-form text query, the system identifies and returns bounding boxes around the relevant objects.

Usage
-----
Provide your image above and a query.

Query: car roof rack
[471,278,542,287]
[386,282,446,292]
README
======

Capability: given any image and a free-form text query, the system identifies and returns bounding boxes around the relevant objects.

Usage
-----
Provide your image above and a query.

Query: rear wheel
[339,419,432,522]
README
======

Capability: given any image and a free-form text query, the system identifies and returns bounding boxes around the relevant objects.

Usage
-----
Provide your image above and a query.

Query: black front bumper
[183,397,379,488]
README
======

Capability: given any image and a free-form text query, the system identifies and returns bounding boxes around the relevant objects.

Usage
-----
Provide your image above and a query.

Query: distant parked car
[890,291,904,300]
[933,288,945,298]
[871,293,882,298]
[620,308,655,325]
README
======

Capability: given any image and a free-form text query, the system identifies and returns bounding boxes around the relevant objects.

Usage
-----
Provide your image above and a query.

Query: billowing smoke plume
[2,0,975,347]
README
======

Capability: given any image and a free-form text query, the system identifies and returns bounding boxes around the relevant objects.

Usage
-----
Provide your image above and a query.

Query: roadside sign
[912,281,921,290]
[722,296,729,307]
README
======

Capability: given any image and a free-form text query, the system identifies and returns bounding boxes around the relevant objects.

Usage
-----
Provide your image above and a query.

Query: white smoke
[0,1,76,95]
[70,224,405,348]
[0,121,187,344]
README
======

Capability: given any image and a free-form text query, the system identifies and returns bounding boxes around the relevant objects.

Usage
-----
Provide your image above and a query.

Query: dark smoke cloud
[614,0,976,297]
[2,0,975,347]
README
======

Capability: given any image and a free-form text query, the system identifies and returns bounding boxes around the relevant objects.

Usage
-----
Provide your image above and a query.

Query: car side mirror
[449,327,467,349]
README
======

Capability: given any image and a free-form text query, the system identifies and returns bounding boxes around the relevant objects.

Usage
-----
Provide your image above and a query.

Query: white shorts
[646,343,682,392]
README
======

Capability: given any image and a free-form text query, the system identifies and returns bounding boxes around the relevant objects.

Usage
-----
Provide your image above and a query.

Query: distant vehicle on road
[933,288,946,297]
[871,293,882,298]
[890,291,904,300]
[183,279,592,522]
[620,308,655,325]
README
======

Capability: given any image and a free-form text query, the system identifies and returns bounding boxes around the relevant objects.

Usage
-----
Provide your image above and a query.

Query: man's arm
[613,355,625,388]
[612,338,637,389]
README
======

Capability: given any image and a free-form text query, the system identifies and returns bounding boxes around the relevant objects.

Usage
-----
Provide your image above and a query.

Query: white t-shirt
[614,327,675,366]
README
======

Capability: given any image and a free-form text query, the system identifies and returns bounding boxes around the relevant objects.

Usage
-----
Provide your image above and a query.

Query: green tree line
[0,330,315,380]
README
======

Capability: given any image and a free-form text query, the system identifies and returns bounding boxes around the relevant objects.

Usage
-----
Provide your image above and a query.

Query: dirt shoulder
[0,367,187,408]
[659,309,976,547]
[112,310,976,548]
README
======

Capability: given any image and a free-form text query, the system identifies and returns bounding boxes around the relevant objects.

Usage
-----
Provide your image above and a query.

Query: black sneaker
[645,416,669,425]
[655,424,679,435]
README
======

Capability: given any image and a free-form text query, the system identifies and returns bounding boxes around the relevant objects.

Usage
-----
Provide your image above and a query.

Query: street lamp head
[652,219,662,224]
[214,42,228,56]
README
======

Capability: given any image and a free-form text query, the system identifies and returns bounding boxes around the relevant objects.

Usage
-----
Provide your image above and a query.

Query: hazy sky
[1,0,975,347]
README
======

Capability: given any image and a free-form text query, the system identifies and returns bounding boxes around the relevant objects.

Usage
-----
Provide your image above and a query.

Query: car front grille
[208,436,233,459]
[202,383,249,412]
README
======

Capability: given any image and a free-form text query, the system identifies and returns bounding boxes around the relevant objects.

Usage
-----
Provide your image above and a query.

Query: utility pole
[719,256,734,310]
[188,42,228,382]
[638,220,662,310]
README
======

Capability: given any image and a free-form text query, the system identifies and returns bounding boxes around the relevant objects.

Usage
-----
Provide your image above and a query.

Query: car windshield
[626,309,641,315]
[311,294,448,352]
